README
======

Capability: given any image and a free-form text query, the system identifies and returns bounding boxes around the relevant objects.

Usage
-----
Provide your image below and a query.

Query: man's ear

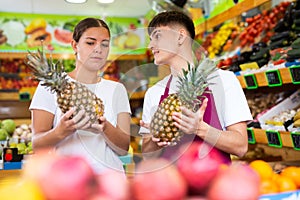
[178,29,187,45]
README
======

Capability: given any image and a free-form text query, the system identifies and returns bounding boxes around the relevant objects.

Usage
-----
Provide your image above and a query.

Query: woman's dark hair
[148,11,195,39]
[73,18,110,42]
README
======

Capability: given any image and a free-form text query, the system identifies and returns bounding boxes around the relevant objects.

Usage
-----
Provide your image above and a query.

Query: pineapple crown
[177,57,218,111]
[25,47,68,93]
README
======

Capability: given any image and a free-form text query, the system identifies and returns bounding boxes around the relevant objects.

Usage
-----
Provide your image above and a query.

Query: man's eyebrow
[150,29,161,38]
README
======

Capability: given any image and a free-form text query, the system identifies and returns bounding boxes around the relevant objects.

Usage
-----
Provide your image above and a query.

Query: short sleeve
[112,83,131,115]
[29,82,57,114]
[222,72,253,127]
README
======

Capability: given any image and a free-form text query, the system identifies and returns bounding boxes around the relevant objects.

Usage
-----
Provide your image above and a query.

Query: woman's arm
[97,112,131,156]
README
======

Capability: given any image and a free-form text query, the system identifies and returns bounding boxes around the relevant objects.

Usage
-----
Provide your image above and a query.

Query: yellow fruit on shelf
[260,179,279,195]
[249,160,274,180]
[280,166,300,188]
[275,175,297,193]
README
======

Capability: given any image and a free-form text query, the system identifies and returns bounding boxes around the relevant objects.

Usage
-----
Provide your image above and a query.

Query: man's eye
[155,34,161,40]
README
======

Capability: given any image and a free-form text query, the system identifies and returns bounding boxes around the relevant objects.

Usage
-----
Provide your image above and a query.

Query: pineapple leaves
[25,47,68,93]
[177,58,218,112]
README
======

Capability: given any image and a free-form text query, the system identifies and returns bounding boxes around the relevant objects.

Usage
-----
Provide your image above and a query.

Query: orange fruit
[275,175,297,192]
[280,166,300,188]
[249,160,273,180]
[260,179,279,195]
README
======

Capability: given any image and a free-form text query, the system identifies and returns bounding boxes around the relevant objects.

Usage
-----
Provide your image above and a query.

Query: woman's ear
[71,40,78,54]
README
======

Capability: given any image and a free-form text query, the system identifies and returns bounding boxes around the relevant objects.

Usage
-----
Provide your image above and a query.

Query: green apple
[0,128,8,141]
[17,142,27,154]
[1,119,16,136]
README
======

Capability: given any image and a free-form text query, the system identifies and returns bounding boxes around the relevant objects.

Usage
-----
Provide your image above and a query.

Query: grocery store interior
[1,0,300,199]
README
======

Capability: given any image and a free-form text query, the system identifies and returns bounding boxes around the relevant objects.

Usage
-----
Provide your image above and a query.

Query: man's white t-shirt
[29,77,131,174]
[140,69,253,134]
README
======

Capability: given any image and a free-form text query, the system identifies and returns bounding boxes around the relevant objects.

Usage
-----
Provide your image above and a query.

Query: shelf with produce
[247,128,300,150]
[129,90,146,100]
[195,0,270,34]
[0,52,148,61]
[236,66,299,89]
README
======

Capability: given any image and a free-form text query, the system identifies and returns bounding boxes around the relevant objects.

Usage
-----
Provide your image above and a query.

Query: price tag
[291,132,300,150]
[265,70,282,87]
[19,92,30,102]
[266,130,282,148]
[247,128,256,144]
[289,65,300,84]
[244,74,258,89]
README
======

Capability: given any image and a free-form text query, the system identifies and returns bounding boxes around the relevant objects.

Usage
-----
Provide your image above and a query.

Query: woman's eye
[87,42,95,46]
[101,43,109,48]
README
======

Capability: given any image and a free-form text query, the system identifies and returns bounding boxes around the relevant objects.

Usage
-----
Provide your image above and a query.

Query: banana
[294,111,300,121]
[294,119,300,127]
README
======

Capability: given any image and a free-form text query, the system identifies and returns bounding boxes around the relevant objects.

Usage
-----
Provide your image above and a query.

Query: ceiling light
[97,0,114,4]
[65,0,87,4]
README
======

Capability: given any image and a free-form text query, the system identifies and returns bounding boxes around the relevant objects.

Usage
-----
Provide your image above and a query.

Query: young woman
[29,18,131,173]
[140,11,253,162]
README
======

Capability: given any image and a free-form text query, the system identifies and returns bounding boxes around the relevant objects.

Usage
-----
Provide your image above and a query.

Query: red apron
[158,75,231,164]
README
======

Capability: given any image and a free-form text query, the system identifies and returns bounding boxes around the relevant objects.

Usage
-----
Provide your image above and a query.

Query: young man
[139,11,252,163]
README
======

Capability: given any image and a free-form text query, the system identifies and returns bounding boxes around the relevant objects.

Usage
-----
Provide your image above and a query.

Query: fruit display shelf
[248,128,300,150]
[237,65,299,89]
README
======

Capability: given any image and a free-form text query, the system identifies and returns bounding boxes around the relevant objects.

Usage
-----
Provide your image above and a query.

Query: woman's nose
[94,45,102,53]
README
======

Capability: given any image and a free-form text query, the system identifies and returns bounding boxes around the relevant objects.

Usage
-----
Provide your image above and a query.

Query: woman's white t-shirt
[29,77,131,174]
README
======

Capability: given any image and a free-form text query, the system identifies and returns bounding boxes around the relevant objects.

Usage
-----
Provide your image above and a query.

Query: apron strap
[159,75,173,104]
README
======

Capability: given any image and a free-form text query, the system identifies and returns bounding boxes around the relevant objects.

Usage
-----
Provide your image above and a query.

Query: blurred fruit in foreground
[207,164,260,200]
[93,169,130,200]
[132,158,187,200]
[177,141,226,195]
[39,156,98,200]
[0,178,45,200]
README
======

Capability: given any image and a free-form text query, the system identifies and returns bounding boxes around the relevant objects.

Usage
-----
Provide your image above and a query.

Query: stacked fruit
[250,160,300,195]
[207,22,239,58]
[0,119,33,156]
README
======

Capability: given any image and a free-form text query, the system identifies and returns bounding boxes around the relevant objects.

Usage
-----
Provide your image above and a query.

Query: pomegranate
[39,155,98,200]
[207,163,260,200]
[176,141,225,195]
[131,158,187,200]
[93,169,130,200]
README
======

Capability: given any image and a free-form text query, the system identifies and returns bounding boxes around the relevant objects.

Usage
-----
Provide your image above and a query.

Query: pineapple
[150,58,218,145]
[25,48,104,123]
